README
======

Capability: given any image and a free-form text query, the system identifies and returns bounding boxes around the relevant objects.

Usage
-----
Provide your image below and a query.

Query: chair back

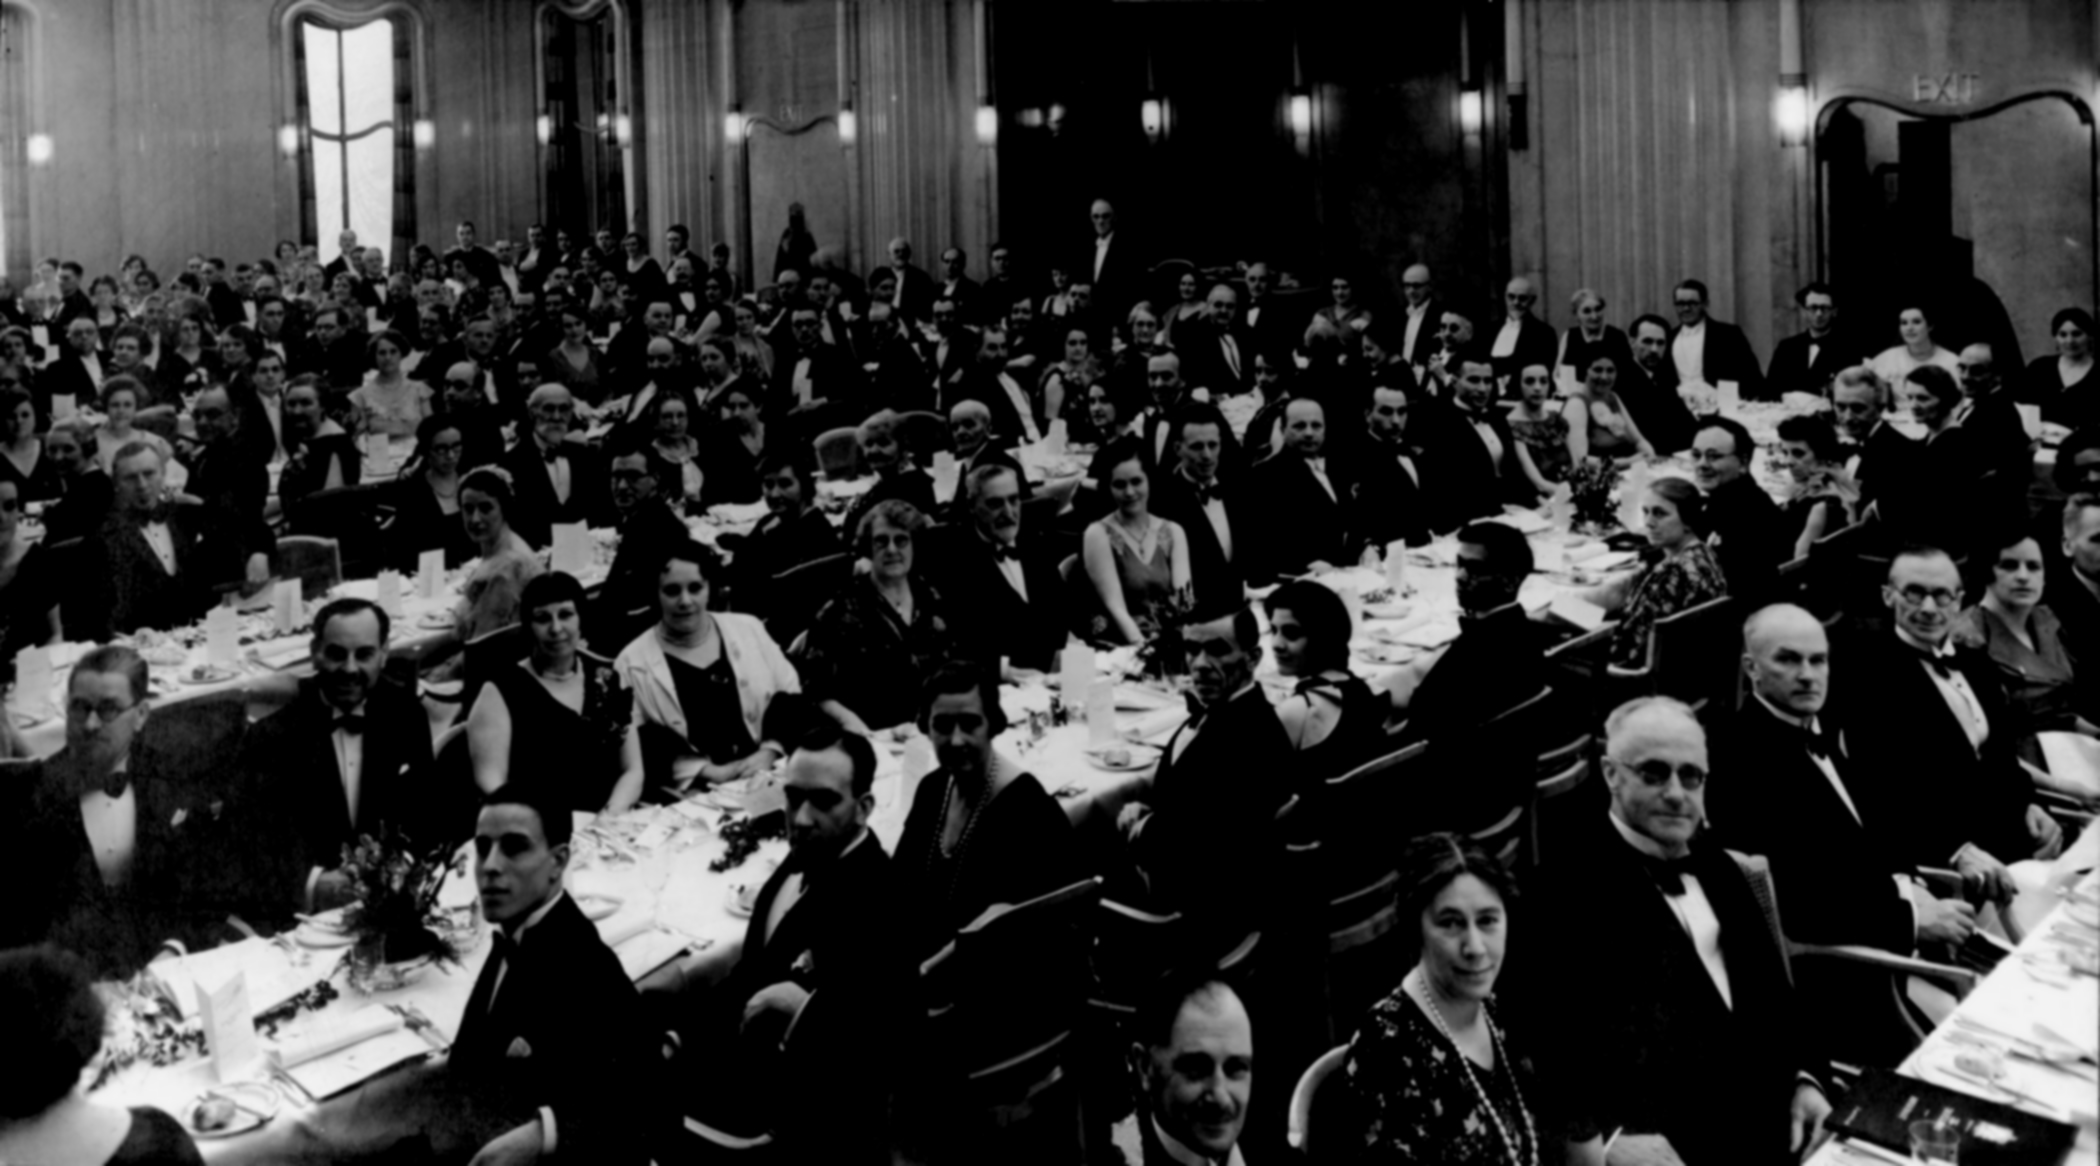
[1287,1043,1353,1153]
[812,426,863,478]
[275,535,344,600]
[1469,802,1527,869]
[1651,594,1740,709]
[137,693,252,797]
[285,482,390,577]
[764,551,853,646]
[895,410,949,459]
[1088,898,1183,1019]
[1319,740,1427,946]
[1530,732,1594,866]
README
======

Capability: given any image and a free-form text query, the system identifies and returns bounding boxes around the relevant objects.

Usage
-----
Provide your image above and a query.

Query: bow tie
[1800,723,1836,761]
[333,713,367,734]
[539,444,563,464]
[989,543,1020,562]
[1642,852,1700,896]
[1305,457,1327,474]
[100,772,130,799]
[1913,648,1957,680]
[1185,480,1218,506]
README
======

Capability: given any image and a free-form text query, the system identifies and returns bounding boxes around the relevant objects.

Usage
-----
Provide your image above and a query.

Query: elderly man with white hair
[496,382,607,548]
[1518,695,1830,1166]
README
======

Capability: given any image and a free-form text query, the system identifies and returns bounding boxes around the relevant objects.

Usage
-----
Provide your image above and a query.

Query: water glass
[1908,1119,1961,1165]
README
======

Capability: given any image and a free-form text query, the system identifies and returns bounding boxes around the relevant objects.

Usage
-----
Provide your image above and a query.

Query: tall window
[301,18,395,265]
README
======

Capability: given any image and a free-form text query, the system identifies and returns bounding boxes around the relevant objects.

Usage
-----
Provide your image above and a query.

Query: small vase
[347,929,437,994]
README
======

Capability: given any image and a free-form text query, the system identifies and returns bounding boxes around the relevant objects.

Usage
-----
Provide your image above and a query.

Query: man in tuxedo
[1151,403,1249,616]
[498,384,608,548]
[1711,604,1980,1061]
[1486,276,1558,387]
[1764,283,1862,401]
[591,437,693,653]
[204,258,247,329]
[297,307,372,390]
[1420,306,1478,400]
[690,728,901,1160]
[43,316,110,421]
[770,305,864,434]
[1349,380,1434,548]
[952,327,1041,445]
[1831,366,1918,526]
[1087,198,1144,319]
[449,781,659,1165]
[1692,416,1790,598]
[982,242,1026,321]
[1118,609,1293,955]
[1623,313,1697,454]
[1396,264,1441,371]
[926,295,980,410]
[946,399,1025,489]
[514,223,551,294]
[1121,977,1255,1166]
[322,229,361,284]
[935,246,984,324]
[1180,283,1252,399]
[80,444,262,639]
[1,646,255,975]
[425,314,504,397]
[935,464,1063,675]
[1244,397,1351,584]
[1668,278,1765,397]
[1126,354,1189,468]
[1522,696,1831,1165]
[183,386,274,556]
[1424,354,1523,529]
[1832,549,2063,902]
[878,237,936,322]
[245,599,450,912]
[1952,343,2035,522]
[444,220,505,291]
[1234,263,1283,362]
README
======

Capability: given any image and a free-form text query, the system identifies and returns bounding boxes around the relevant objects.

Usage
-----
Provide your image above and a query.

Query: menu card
[1085,678,1115,747]
[1060,640,1095,706]
[415,550,444,599]
[272,578,302,635]
[51,393,75,422]
[375,570,404,617]
[13,646,54,720]
[1384,540,1409,592]
[270,1007,438,1100]
[363,433,394,478]
[550,523,591,575]
[198,971,262,1083]
[204,607,240,668]
[930,452,960,505]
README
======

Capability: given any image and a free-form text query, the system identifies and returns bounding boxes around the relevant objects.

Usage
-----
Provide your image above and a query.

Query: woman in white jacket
[615,539,808,799]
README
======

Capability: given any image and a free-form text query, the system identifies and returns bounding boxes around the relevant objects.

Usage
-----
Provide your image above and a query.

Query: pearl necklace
[1410,973,1538,1166]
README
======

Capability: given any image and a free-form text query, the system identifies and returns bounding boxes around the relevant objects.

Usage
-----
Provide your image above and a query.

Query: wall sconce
[596,112,610,134]
[974,104,998,145]
[412,119,436,149]
[1016,107,1044,129]
[1459,87,1484,136]
[1140,96,1165,140]
[838,107,857,144]
[724,109,745,144]
[277,123,301,157]
[613,113,632,147]
[1287,91,1313,139]
[1775,83,1810,147]
[535,114,552,146]
[25,133,52,165]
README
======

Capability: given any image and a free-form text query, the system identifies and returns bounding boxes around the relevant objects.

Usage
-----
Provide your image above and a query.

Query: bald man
[1710,603,1979,1062]
[878,236,935,322]
[1487,276,1557,387]
[1519,696,1830,1166]
[1121,978,1255,1166]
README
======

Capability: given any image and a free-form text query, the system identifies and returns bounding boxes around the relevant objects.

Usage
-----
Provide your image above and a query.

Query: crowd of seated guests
[0,208,2091,1165]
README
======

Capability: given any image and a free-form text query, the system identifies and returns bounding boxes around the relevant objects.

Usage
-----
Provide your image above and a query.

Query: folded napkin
[1113,683,1179,712]
[1121,706,1189,746]
[597,915,655,949]
[614,929,691,983]
[1492,507,1553,535]
[269,1007,402,1070]
[1392,620,1463,649]
[1563,541,1607,565]
[707,501,772,525]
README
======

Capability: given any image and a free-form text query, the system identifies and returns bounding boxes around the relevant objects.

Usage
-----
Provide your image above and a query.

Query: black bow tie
[1800,723,1836,761]
[1643,852,1700,896]
[334,713,367,734]
[101,772,130,799]
[1185,479,1218,506]
[1913,648,1956,680]
[540,444,563,464]
[989,543,1020,562]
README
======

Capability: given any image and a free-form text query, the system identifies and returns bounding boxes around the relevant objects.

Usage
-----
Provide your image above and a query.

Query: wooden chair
[1731,850,1978,1051]
[1607,593,1739,710]
[812,427,863,478]
[895,409,950,459]
[1469,802,1527,869]
[763,551,852,647]
[284,481,392,578]
[1286,1044,1353,1155]
[1531,733,1595,866]
[275,535,343,600]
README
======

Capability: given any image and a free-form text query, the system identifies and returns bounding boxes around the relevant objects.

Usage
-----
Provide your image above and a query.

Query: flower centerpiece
[338,826,469,990]
[1566,459,1620,535]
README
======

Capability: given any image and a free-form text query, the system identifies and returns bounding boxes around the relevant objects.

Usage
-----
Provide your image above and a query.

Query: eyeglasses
[68,698,138,724]
[1892,585,1961,608]
[1610,756,1709,790]
[446,379,476,389]
[610,469,652,483]
[1673,299,1704,309]
[427,440,463,453]
[1401,281,1430,291]
[928,712,987,735]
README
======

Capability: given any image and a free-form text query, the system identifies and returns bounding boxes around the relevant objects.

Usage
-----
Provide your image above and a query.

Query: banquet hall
[0,1,2096,1164]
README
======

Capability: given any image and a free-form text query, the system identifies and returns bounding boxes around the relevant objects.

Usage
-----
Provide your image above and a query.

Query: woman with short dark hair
[1265,579,1386,783]
[0,945,203,1163]
[2024,306,2095,428]
[1775,412,1860,559]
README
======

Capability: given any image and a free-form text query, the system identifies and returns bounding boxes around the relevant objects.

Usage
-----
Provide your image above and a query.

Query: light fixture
[1140,97,1164,139]
[412,118,436,149]
[596,112,610,133]
[1775,83,1810,147]
[724,109,745,144]
[974,104,998,145]
[1287,91,1313,139]
[1046,103,1067,137]
[25,133,51,165]
[613,114,632,146]
[838,107,857,144]
[1459,87,1484,135]
[277,123,301,157]
[535,114,552,146]
[1016,107,1043,129]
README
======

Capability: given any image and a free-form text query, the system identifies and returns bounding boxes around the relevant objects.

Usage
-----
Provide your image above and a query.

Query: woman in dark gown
[1265,580,1387,790]
[795,500,953,733]
[466,571,643,813]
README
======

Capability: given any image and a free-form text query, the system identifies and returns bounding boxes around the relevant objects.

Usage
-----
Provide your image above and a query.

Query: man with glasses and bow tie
[1828,549,2063,905]
[2,645,255,974]
[498,383,607,548]
[1710,603,1980,1061]
[1517,695,1831,1166]
[245,598,449,915]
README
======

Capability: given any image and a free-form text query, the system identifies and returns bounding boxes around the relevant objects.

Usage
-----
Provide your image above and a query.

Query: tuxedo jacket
[1177,322,1254,398]
[1243,451,1352,585]
[1421,400,1526,530]
[79,510,237,640]
[927,526,1064,671]
[496,437,610,550]
[1826,630,2037,870]
[1137,684,1294,945]
[1398,604,1554,833]
[1844,420,1920,527]
[451,894,659,1165]
[1347,439,1434,548]
[1516,815,1822,1165]
[1,748,256,977]
[1084,233,1146,318]
[884,264,939,322]
[183,440,273,562]
[42,351,111,421]
[1241,299,1299,362]
[948,367,1037,445]
[1704,474,1792,599]
[1708,700,1918,951]
[1619,362,1698,455]
[1487,314,1559,385]
[206,284,247,331]
[591,501,692,654]
[1150,471,1250,617]
[242,677,451,907]
[928,328,982,404]
[41,468,113,544]
[1765,329,1867,402]
[1668,317,1765,398]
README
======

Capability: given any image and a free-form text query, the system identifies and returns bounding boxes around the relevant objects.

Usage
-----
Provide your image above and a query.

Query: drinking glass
[1908,1119,1961,1165]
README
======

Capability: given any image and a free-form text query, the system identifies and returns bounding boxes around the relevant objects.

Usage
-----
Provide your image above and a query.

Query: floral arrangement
[581,667,637,755]
[710,813,784,873]
[338,826,470,969]
[1566,459,1619,533]
[89,975,203,1092]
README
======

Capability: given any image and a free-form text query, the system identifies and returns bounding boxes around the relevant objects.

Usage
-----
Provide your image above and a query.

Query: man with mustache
[78,443,256,639]
[1118,977,1256,1166]
[932,463,1061,675]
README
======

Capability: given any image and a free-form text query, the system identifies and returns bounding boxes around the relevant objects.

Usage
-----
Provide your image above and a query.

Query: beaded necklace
[1410,973,1538,1166]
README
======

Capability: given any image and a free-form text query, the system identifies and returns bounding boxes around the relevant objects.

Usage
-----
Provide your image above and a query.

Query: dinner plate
[184,1082,279,1139]
[180,665,240,686]
[1084,744,1160,773]
[415,612,456,630]
[575,893,624,922]
[11,709,48,729]
[2067,898,2100,930]
[724,882,760,919]
[1363,602,1413,621]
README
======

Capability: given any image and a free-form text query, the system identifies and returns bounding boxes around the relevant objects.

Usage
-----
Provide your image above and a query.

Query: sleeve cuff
[539,1107,557,1155]
[304,866,324,913]
[1796,1070,1826,1097]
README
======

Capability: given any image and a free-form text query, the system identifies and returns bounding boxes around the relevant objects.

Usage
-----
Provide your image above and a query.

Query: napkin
[707,501,772,525]
[614,929,691,983]
[597,915,655,949]
[550,523,591,575]
[273,1009,436,1100]
[1492,507,1553,535]
[269,1007,403,1070]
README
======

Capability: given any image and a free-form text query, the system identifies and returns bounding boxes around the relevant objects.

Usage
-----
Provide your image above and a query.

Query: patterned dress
[1340,989,1543,1165]
[1508,409,1572,483]
[794,576,955,731]
[1608,540,1728,669]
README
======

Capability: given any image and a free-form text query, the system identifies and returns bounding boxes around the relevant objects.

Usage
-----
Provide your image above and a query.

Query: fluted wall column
[639,0,720,265]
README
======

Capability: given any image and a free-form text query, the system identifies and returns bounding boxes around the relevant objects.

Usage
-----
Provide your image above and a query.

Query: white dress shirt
[1894,628,1989,752]
[1671,320,1708,384]
[81,351,106,391]
[1219,333,1242,381]
[1468,416,1505,473]
[80,775,138,887]
[330,701,367,826]
[1491,316,1524,358]
[1180,470,1232,563]
[1403,301,1431,361]
[1610,811,1732,1008]
[539,441,573,505]
[1094,234,1112,281]
[259,394,286,459]
[141,521,177,575]
[996,373,1042,442]
[1304,456,1337,502]
[792,357,816,406]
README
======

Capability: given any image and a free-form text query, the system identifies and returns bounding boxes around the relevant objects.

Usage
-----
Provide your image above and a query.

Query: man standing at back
[1486,276,1557,387]
[1087,199,1143,318]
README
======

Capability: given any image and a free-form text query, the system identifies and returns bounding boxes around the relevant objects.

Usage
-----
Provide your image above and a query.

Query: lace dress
[1340,990,1543,1165]
[1508,410,1572,483]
